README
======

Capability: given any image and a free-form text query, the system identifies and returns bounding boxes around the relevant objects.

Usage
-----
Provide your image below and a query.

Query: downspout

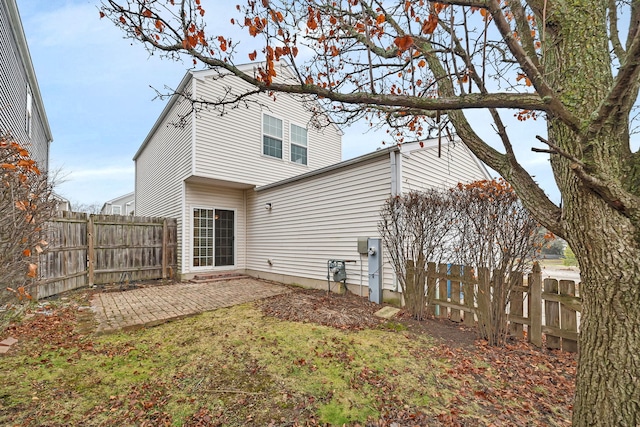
[389,151,397,196]
[389,150,402,291]
[389,149,402,196]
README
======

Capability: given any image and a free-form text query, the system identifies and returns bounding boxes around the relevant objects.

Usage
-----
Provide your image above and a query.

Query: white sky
[17,0,568,208]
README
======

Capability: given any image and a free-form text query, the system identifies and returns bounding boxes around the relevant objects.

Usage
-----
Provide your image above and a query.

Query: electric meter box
[357,237,369,255]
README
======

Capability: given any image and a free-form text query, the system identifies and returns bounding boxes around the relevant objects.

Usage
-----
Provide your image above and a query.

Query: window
[193,208,214,267]
[192,208,235,268]
[290,124,308,165]
[112,205,122,215]
[263,114,282,158]
[26,85,32,137]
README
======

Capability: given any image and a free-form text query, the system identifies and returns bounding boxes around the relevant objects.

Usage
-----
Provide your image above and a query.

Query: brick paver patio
[91,278,290,333]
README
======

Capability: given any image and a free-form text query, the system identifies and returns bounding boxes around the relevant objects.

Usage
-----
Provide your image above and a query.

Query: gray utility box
[357,237,369,255]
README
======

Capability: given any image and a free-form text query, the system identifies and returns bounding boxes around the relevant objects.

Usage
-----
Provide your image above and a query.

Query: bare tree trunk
[569,193,640,425]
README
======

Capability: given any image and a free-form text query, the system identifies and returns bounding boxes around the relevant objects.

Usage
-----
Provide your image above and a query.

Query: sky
[16,0,565,208]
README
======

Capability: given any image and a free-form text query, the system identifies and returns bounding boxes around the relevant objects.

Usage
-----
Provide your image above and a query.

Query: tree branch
[585,20,640,140]
[486,0,581,132]
[608,0,625,61]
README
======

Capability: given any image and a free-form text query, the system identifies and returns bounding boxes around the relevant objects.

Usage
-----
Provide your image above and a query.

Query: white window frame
[111,205,122,215]
[262,113,283,159]
[290,122,308,165]
[191,206,237,270]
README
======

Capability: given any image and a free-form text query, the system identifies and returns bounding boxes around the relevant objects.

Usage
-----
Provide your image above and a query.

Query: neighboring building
[52,192,71,212]
[0,0,52,171]
[101,192,135,215]
[134,64,492,295]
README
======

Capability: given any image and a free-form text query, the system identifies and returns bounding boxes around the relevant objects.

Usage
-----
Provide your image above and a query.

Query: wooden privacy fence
[34,211,177,299]
[427,262,581,352]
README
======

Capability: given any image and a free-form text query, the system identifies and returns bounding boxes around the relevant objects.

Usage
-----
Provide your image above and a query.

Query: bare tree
[71,201,103,214]
[379,189,454,319]
[100,1,640,422]
[0,134,56,303]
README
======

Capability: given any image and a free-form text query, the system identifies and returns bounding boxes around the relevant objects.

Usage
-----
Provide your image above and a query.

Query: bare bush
[378,189,455,319]
[449,179,544,345]
[0,134,57,302]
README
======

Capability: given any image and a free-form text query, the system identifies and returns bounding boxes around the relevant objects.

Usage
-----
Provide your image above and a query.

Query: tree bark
[569,197,640,426]
[541,1,640,424]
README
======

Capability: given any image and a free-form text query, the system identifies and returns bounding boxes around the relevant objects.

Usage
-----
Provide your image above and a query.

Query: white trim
[289,121,309,166]
[191,77,197,176]
[181,181,187,275]
[261,112,285,160]
[190,205,238,270]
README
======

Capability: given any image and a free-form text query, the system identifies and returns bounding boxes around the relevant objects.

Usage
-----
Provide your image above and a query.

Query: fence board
[437,263,448,319]
[426,261,580,352]
[450,264,462,322]
[544,278,561,350]
[35,213,177,298]
[509,273,525,338]
[560,280,579,352]
[463,266,475,326]
[529,264,543,347]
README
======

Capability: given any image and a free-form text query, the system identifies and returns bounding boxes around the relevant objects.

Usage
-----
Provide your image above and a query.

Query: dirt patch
[259,288,386,330]
[260,288,479,347]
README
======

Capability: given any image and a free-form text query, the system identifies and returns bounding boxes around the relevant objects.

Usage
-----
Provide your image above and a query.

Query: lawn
[0,288,576,426]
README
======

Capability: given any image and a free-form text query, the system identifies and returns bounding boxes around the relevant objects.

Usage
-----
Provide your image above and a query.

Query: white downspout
[390,150,398,196]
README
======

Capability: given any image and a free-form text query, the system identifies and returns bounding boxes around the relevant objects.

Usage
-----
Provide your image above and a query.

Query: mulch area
[259,287,479,347]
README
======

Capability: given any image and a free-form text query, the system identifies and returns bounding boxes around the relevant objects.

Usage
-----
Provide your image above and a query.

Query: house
[0,0,52,171]
[101,192,135,215]
[52,193,71,212]
[134,64,492,296]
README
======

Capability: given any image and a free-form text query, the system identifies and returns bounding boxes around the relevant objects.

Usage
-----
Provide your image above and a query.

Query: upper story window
[26,85,32,137]
[263,114,282,159]
[290,124,308,165]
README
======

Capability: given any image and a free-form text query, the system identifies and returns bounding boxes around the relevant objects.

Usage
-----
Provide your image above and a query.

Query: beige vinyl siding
[246,153,396,290]
[135,96,192,270]
[192,75,341,186]
[401,141,492,192]
[182,183,246,275]
[0,0,51,171]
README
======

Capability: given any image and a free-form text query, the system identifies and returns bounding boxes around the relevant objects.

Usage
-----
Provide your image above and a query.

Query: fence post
[426,262,436,316]
[463,265,475,327]
[162,218,168,279]
[529,262,542,347]
[438,263,448,319]
[87,215,95,287]
[476,267,491,337]
[544,278,561,350]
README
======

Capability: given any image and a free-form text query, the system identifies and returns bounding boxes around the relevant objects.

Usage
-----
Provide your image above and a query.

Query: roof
[5,0,53,144]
